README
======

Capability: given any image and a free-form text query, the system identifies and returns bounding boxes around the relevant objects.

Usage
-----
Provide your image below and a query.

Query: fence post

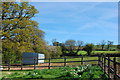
[34,57,36,70]
[102,55,103,68]
[8,59,10,71]
[7,60,9,71]
[21,58,23,70]
[99,55,102,68]
[48,58,51,69]
[113,57,116,80]
[108,55,110,79]
[104,55,106,74]
[81,56,83,65]
[64,56,66,66]
[98,55,100,66]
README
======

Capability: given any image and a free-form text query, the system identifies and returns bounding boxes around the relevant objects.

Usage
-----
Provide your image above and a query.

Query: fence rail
[1,54,120,80]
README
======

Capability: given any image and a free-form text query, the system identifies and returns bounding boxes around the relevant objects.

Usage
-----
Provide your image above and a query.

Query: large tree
[1,2,48,63]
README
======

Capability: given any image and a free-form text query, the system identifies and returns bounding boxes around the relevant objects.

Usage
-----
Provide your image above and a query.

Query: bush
[46,46,62,58]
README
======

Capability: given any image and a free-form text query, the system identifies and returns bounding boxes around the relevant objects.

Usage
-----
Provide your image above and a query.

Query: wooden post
[7,60,9,71]
[108,56,110,79]
[102,55,103,68]
[100,55,102,67]
[64,56,66,66]
[104,55,106,74]
[48,58,51,69]
[34,57,36,70]
[103,56,104,71]
[81,56,83,65]
[113,57,116,80]
[8,59,10,71]
[99,55,102,67]
[21,58,23,70]
[98,55,100,66]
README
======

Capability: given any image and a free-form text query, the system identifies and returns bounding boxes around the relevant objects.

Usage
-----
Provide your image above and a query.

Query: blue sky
[30,2,118,45]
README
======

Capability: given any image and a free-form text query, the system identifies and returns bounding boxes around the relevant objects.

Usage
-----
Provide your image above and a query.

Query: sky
[30,2,118,45]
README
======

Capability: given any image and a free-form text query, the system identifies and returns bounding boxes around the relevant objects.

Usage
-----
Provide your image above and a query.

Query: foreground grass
[1,65,107,79]
[1,70,32,78]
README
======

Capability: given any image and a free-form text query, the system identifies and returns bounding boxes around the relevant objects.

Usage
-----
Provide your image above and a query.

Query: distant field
[78,51,119,55]
[94,51,118,53]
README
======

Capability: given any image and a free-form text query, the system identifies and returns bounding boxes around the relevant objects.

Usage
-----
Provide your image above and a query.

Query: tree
[83,43,94,55]
[60,40,84,56]
[107,41,113,50]
[53,42,60,46]
[64,40,76,55]
[65,40,76,46]
[1,2,48,63]
[100,40,106,50]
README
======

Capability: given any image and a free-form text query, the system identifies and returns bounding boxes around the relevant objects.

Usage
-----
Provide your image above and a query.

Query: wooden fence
[1,54,120,80]
[98,54,120,80]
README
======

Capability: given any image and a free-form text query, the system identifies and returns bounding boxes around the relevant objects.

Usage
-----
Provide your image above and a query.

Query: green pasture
[78,51,118,55]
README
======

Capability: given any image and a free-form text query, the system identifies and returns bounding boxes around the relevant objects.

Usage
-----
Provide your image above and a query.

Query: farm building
[22,52,45,65]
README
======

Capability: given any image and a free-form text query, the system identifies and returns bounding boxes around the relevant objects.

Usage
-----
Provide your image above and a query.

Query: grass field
[1,65,107,79]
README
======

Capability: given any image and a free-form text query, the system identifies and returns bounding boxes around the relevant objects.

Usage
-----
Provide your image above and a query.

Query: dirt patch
[2,63,67,70]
